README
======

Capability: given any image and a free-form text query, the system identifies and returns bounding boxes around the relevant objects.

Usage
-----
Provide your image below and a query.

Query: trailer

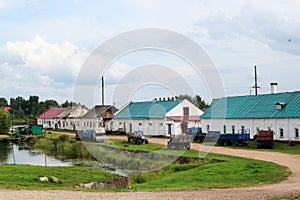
[186,127,206,142]
[256,130,274,149]
[217,133,250,146]
[167,135,194,150]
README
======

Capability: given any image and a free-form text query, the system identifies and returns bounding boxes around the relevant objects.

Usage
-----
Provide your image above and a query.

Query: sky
[0,0,300,108]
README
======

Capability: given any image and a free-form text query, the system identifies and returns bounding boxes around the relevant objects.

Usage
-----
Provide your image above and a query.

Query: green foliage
[0,98,8,107]
[176,94,209,109]
[0,109,11,134]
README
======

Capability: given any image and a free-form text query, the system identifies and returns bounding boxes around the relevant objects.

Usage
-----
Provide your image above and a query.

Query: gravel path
[1,136,300,200]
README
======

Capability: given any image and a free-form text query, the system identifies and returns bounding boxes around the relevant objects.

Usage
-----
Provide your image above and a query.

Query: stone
[83,182,95,189]
[50,176,59,183]
[39,177,49,182]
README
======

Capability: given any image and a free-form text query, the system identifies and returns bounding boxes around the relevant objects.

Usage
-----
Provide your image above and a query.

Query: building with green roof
[201,91,300,141]
[113,98,203,136]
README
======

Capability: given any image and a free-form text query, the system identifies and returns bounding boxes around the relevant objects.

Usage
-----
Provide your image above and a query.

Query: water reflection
[0,142,72,166]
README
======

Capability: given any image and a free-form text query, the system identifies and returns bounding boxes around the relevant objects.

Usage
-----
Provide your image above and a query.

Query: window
[148,123,153,126]
[232,125,235,134]
[119,122,122,125]
[241,126,245,134]
[295,128,299,138]
[160,123,164,126]
[183,107,189,116]
[223,125,226,134]
[206,125,210,132]
[279,128,284,138]
[138,123,142,126]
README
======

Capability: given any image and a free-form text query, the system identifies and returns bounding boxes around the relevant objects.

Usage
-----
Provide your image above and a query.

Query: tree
[45,100,59,109]
[0,98,8,107]
[0,109,11,134]
[176,94,209,110]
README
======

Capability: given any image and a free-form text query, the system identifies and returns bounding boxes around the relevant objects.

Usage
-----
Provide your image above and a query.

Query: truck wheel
[145,139,149,144]
[128,137,131,143]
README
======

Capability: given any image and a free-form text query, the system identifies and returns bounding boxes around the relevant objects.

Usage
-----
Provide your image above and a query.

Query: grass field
[0,164,116,190]
[101,139,290,190]
[0,135,287,191]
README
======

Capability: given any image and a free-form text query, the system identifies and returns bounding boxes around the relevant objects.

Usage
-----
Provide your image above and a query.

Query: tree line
[0,96,78,119]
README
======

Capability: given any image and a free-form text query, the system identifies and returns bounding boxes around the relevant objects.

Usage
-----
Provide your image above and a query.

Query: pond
[0,142,72,166]
[0,141,128,175]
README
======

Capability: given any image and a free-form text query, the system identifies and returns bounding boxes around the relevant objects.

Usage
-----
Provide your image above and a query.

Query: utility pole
[101,76,104,106]
[253,65,260,95]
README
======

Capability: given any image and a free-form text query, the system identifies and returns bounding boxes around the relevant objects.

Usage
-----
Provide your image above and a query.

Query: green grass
[104,139,290,191]
[0,164,116,190]
[223,140,300,154]
[31,136,291,191]
[131,157,289,191]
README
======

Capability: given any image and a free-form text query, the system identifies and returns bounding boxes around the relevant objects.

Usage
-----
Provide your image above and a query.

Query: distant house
[201,91,300,142]
[36,107,66,129]
[113,99,203,136]
[37,105,88,130]
[3,106,11,111]
[56,105,89,130]
[81,105,118,130]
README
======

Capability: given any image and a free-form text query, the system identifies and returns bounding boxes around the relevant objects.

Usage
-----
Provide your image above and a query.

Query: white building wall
[112,118,166,136]
[201,118,300,141]
[166,99,203,117]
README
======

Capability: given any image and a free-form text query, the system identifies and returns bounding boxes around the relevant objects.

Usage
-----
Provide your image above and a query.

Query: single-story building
[81,105,118,130]
[112,98,203,136]
[37,107,66,129]
[56,105,89,130]
[37,105,88,130]
[201,91,300,142]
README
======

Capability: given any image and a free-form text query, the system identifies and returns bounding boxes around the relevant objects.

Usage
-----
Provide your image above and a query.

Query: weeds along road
[1,136,300,200]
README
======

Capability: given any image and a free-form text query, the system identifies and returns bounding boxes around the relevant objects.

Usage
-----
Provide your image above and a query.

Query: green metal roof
[114,100,181,119]
[201,91,300,119]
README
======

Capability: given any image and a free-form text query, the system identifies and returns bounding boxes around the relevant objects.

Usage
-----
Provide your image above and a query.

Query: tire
[145,139,149,144]
[128,137,131,143]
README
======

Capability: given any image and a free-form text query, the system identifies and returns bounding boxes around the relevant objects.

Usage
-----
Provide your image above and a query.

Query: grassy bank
[0,164,116,190]
[31,135,291,191]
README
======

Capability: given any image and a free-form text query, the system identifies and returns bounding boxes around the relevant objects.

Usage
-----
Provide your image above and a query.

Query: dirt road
[1,136,300,200]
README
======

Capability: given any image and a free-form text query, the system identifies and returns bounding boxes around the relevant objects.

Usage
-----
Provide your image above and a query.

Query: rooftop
[114,100,182,119]
[36,107,66,119]
[201,91,300,119]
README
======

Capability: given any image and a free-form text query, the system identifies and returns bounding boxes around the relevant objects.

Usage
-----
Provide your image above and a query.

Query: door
[167,124,172,135]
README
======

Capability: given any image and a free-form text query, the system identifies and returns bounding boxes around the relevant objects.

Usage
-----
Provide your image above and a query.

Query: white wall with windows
[201,118,300,141]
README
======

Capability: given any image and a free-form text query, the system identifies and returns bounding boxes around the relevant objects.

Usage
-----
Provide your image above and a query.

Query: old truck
[186,127,206,142]
[127,131,149,145]
[167,134,194,150]
[256,130,274,149]
[76,128,106,142]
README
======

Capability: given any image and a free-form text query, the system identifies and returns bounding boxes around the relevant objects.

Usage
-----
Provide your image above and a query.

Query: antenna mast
[101,76,104,105]
[253,65,260,95]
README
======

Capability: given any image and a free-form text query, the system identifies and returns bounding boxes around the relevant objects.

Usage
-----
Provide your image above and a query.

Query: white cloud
[0,36,89,103]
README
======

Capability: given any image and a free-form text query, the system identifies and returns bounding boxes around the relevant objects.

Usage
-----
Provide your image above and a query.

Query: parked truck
[76,128,106,142]
[167,135,194,150]
[256,130,274,149]
[186,127,206,142]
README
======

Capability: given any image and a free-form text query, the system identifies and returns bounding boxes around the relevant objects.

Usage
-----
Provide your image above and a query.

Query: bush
[0,109,11,134]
